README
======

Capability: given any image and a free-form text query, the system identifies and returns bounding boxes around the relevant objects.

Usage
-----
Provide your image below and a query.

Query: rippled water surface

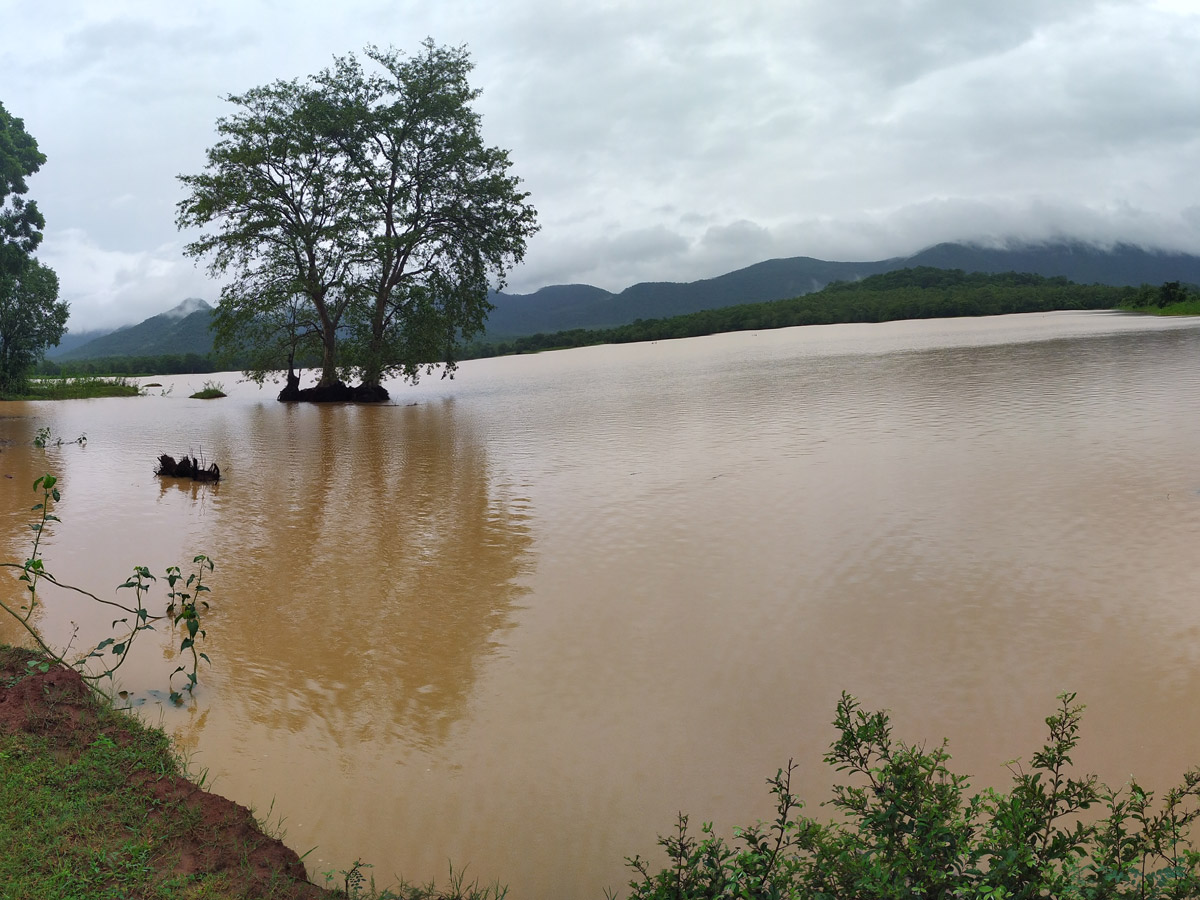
[4,311,1200,897]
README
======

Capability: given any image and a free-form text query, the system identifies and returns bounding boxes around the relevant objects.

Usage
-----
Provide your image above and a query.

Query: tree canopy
[178,41,538,401]
[0,101,66,393]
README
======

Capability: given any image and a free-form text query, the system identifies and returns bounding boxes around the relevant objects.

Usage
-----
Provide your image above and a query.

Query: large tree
[179,41,538,401]
[0,101,66,393]
[316,42,539,390]
[177,80,358,389]
[0,259,65,392]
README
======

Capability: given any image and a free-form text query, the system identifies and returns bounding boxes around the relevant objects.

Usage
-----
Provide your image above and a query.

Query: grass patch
[0,645,324,899]
[1,376,141,401]
[189,380,226,400]
[1130,298,1200,316]
[0,645,507,899]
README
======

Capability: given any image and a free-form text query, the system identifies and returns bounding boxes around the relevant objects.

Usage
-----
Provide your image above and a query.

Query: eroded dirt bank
[0,646,334,898]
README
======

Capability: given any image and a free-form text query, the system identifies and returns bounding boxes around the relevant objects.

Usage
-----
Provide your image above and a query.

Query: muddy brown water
[4,310,1200,897]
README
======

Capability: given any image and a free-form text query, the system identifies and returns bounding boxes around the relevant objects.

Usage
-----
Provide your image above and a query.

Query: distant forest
[40,352,221,377]
[37,269,1193,377]
[460,268,1187,359]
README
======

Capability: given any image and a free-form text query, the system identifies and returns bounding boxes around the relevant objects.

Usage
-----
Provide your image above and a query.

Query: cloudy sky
[2,0,1198,331]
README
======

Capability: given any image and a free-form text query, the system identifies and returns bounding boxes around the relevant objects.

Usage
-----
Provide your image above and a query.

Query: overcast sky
[3,0,1198,331]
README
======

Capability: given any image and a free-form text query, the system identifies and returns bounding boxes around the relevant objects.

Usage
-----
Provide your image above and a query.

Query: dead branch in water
[155,454,220,483]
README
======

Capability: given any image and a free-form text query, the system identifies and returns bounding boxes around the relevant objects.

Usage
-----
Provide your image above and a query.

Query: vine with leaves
[1,473,215,703]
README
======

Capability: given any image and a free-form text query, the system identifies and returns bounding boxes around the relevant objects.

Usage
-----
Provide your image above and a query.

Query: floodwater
[4,310,1200,897]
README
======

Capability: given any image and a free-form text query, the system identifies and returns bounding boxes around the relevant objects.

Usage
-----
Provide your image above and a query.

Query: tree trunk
[318,332,338,387]
[361,342,383,389]
[361,292,387,388]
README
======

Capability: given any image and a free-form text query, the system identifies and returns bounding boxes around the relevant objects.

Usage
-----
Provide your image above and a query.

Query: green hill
[484,240,1200,338]
[464,267,1152,358]
[56,299,214,361]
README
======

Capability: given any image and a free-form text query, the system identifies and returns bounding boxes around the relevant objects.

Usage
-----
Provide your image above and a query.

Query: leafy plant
[189,380,226,399]
[32,426,86,448]
[0,474,216,703]
[322,860,508,900]
[624,693,1200,899]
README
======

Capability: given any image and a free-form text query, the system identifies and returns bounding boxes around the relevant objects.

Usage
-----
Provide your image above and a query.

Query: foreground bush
[625,694,1200,899]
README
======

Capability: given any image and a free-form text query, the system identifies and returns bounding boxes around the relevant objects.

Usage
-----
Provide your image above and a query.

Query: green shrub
[624,693,1200,899]
[189,379,226,399]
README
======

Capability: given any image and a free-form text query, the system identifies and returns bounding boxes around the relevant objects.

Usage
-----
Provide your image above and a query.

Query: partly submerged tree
[316,42,539,390]
[178,41,538,401]
[177,80,358,390]
[0,101,66,393]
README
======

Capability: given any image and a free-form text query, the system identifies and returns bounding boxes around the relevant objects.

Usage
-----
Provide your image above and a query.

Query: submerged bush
[189,379,226,399]
[625,693,1200,899]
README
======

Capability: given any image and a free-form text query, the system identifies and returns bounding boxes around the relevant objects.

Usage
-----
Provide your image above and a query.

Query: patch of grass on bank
[1,376,141,401]
[1128,298,1200,316]
[0,649,306,899]
[0,644,507,899]
[1117,280,1200,318]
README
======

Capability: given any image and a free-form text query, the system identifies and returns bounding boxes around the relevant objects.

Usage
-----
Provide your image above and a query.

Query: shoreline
[0,644,333,898]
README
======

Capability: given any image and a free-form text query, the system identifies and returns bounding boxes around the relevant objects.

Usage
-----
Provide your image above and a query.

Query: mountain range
[50,241,1200,360]
[50,298,215,360]
[483,241,1200,337]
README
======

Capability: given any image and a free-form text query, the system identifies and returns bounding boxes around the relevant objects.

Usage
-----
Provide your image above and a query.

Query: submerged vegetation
[0,474,215,705]
[189,380,227,399]
[0,374,140,400]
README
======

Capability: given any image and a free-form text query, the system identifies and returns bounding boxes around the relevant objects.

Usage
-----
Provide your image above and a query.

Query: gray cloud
[1,0,1197,329]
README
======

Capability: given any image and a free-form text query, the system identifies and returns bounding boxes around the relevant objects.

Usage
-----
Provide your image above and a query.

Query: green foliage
[0,644,328,898]
[323,859,509,900]
[178,74,358,387]
[163,555,214,704]
[53,304,214,362]
[625,693,1200,899]
[2,374,141,401]
[21,375,140,400]
[317,42,539,387]
[0,258,67,392]
[1118,281,1200,315]
[177,40,538,390]
[0,101,67,393]
[40,352,219,378]
[0,475,216,703]
[32,426,86,448]
[189,380,227,399]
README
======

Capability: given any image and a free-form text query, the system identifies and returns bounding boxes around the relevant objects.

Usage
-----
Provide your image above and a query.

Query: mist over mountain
[48,329,116,358]
[52,298,215,361]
